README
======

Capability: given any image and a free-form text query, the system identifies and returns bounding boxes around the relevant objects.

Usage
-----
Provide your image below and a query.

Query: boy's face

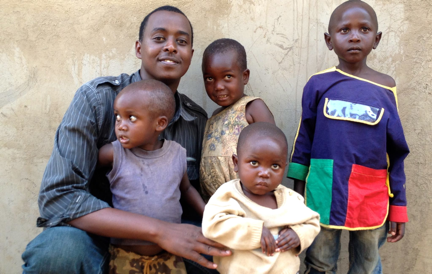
[325,4,381,65]
[136,10,194,87]
[233,137,287,196]
[114,91,159,150]
[203,50,250,107]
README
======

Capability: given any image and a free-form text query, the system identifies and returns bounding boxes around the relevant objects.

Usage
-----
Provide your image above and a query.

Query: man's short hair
[138,5,194,45]
[202,38,247,71]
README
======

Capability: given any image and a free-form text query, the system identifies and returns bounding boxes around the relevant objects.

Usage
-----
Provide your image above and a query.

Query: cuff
[287,162,309,181]
[388,205,409,223]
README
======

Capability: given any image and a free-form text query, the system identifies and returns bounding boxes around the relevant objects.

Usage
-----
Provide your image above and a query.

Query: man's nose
[163,37,178,53]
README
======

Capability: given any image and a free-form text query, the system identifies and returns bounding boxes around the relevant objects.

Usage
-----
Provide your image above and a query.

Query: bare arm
[69,208,230,269]
[245,99,275,124]
[180,172,205,216]
[294,179,306,197]
[97,143,114,167]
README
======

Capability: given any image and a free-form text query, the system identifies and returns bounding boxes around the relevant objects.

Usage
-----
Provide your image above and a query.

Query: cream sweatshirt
[202,179,320,274]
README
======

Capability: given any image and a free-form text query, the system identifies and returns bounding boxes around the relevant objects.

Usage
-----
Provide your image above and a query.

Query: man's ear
[243,69,250,85]
[135,40,143,59]
[324,33,333,50]
[155,116,168,132]
[232,154,239,172]
[373,31,382,49]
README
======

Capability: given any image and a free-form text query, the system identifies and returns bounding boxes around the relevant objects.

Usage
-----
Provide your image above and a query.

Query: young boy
[200,38,275,201]
[203,122,320,274]
[287,1,410,273]
[98,79,205,273]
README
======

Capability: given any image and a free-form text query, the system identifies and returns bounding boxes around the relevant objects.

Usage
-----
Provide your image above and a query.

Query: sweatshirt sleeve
[289,206,321,255]
[386,89,410,223]
[287,78,319,181]
[202,185,264,250]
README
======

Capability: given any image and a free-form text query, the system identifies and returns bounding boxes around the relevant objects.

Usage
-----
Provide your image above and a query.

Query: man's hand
[156,223,231,269]
[275,227,300,252]
[387,222,405,243]
[260,226,276,256]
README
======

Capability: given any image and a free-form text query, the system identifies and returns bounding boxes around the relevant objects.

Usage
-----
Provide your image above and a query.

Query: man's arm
[69,208,230,269]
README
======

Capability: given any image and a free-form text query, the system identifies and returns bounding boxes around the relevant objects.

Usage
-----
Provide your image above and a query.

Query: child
[287,1,410,273]
[203,122,320,274]
[200,38,275,201]
[98,79,205,274]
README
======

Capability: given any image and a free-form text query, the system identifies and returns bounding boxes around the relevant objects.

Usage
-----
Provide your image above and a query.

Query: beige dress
[200,96,259,201]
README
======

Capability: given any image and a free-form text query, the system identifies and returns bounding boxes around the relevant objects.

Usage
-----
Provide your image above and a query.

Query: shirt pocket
[323,98,384,125]
[344,164,389,228]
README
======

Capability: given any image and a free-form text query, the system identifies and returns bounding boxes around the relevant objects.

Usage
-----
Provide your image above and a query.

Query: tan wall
[1,0,431,272]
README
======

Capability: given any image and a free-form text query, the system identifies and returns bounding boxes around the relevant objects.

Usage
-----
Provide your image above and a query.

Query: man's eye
[154,36,165,42]
[129,116,137,122]
[271,164,280,170]
[250,161,258,167]
[115,114,121,121]
[177,39,187,45]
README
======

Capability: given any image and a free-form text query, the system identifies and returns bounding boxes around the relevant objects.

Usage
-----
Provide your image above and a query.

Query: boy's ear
[232,154,239,172]
[155,116,169,132]
[242,69,250,85]
[324,33,333,50]
[373,31,382,49]
[135,40,143,60]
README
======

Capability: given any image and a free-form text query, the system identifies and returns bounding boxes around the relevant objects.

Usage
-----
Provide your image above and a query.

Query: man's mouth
[158,57,179,64]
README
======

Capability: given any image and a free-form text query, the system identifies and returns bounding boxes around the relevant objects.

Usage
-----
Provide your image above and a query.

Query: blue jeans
[304,223,388,274]
[22,226,110,274]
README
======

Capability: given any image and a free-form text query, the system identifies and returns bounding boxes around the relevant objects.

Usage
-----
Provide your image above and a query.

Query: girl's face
[202,50,250,108]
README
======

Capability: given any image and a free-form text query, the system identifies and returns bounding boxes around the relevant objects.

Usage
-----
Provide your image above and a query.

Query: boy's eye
[129,115,137,122]
[115,114,121,121]
[205,77,214,82]
[224,75,232,80]
[250,161,258,167]
[271,164,281,170]
[340,28,349,34]
[361,27,369,32]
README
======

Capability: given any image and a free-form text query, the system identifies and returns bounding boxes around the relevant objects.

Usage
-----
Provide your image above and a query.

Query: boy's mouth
[347,47,361,52]
[217,94,229,100]
[118,136,129,143]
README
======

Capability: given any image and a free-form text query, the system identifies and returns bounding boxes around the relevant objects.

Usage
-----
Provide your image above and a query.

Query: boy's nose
[215,82,224,91]
[258,168,270,178]
[349,31,360,42]
[117,121,128,131]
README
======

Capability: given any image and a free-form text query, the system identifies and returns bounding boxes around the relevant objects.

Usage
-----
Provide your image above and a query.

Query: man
[22,6,229,273]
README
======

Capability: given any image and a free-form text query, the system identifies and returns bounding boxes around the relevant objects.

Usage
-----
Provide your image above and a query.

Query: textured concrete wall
[1,0,431,272]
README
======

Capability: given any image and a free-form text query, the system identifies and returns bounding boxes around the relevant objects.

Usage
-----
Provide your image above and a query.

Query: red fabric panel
[345,164,388,228]
[389,205,409,223]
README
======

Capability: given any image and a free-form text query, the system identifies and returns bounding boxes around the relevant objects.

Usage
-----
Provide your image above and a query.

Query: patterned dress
[200,96,259,201]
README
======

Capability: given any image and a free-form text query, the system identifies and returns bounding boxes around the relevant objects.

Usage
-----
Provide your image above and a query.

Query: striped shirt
[37,70,208,227]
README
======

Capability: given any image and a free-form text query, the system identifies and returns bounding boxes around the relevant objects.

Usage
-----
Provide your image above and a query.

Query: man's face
[233,137,287,197]
[136,10,194,87]
[202,50,249,108]
[325,5,381,66]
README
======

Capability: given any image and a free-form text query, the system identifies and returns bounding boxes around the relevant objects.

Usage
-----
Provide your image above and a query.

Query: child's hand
[261,226,276,256]
[387,222,405,243]
[275,227,300,252]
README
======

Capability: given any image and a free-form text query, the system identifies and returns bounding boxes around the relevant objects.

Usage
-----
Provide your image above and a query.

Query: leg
[348,223,388,274]
[304,226,342,274]
[22,226,110,274]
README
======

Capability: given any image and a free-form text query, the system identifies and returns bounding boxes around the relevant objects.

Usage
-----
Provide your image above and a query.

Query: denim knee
[22,226,110,274]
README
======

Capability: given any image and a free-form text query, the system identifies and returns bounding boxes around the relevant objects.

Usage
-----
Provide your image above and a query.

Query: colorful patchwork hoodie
[288,67,409,230]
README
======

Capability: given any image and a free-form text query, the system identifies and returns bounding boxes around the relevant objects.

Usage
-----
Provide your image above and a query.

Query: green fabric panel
[287,162,309,181]
[305,159,333,225]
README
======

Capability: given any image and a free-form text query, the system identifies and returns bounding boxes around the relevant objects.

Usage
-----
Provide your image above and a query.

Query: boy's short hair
[328,0,378,32]
[119,79,175,121]
[237,122,288,155]
[202,38,247,71]
[138,5,194,45]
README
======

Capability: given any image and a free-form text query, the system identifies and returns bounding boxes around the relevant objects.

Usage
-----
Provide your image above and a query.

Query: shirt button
[114,80,119,85]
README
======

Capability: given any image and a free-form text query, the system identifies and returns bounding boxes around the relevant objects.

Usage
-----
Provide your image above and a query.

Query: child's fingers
[388,222,397,235]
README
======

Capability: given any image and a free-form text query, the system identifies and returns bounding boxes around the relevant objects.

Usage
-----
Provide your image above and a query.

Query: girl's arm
[180,172,205,216]
[97,143,114,167]
[245,99,275,124]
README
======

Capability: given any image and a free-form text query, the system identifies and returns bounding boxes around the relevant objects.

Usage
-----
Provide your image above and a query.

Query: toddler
[203,122,320,274]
